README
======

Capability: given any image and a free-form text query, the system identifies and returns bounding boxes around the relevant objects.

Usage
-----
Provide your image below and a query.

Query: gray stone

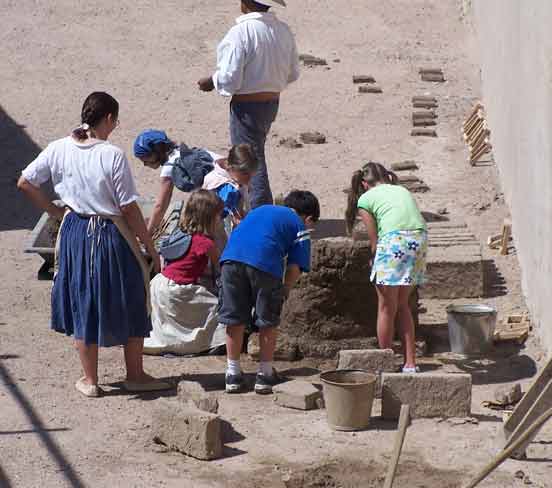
[337,349,396,397]
[273,380,322,410]
[494,383,523,406]
[299,131,326,144]
[299,54,328,66]
[177,381,219,414]
[153,401,223,460]
[381,373,472,419]
[279,137,303,149]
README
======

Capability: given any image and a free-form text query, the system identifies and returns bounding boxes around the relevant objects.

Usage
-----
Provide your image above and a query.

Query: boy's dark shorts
[218,261,284,329]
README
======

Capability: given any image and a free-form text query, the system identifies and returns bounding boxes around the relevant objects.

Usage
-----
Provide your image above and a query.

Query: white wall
[473,0,552,352]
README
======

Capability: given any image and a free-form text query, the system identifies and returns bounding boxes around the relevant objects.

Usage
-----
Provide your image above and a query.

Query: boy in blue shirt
[219,190,320,394]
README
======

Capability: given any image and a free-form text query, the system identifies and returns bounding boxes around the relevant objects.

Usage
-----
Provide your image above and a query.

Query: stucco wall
[472,1,552,352]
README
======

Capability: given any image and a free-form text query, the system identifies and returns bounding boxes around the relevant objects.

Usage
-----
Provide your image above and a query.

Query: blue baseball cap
[133,129,170,157]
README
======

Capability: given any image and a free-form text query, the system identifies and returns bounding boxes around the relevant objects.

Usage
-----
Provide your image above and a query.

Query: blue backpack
[159,228,192,262]
[170,144,215,192]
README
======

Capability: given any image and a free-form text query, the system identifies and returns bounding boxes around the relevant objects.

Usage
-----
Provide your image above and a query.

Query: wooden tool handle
[463,407,552,488]
[383,404,411,488]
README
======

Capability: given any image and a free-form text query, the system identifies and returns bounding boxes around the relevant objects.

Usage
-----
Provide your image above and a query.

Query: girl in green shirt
[345,162,427,373]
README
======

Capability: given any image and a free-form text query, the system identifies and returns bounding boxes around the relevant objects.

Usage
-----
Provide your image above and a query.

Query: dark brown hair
[284,190,320,222]
[148,141,177,166]
[180,189,223,236]
[227,144,258,173]
[72,92,119,140]
[243,0,270,12]
[345,162,398,235]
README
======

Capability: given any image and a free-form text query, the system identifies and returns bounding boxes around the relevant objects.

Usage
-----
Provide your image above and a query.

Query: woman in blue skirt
[18,92,172,397]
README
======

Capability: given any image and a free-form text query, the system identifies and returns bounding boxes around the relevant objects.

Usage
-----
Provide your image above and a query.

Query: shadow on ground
[0,106,53,231]
[0,359,86,487]
[483,259,508,297]
[439,353,537,385]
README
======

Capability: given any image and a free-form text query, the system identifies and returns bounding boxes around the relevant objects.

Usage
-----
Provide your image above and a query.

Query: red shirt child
[162,233,215,285]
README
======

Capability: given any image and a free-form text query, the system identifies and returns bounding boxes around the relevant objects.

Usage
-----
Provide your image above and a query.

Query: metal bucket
[320,370,376,431]
[446,304,497,354]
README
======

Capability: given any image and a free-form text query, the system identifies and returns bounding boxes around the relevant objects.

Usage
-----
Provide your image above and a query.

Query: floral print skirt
[370,229,428,286]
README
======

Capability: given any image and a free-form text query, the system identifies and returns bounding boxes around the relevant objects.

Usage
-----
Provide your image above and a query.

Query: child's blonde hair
[180,189,223,236]
[345,162,399,235]
[226,144,258,174]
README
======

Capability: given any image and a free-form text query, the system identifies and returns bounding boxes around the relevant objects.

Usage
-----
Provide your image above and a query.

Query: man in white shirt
[198,0,300,209]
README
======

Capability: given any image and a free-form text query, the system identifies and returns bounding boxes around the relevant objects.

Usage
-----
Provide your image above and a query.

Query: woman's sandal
[401,365,421,374]
[75,377,103,397]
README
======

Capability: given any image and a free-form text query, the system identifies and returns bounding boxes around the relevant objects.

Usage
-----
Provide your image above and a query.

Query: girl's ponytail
[345,170,365,235]
[72,123,90,141]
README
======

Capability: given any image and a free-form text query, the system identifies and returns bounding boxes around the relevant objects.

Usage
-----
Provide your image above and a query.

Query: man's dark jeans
[229,100,279,209]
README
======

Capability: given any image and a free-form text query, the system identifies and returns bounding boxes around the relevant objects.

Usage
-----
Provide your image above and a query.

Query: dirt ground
[1,0,551,487]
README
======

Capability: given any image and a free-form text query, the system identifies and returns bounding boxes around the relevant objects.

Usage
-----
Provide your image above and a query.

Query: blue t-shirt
[220,205,311,279]
[216,183,241,218]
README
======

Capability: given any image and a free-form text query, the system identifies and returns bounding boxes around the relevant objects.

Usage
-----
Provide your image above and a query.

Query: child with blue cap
[133,129,223,235]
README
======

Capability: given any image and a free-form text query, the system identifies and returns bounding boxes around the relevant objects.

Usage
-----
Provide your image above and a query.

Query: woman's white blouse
[22,136,139,216]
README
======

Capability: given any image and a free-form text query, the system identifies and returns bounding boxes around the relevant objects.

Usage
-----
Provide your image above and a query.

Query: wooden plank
[493,325,529,344]
[503,357,552,441]
[504,380,552,458]
[465,408,552,488]
[500,223,512,255]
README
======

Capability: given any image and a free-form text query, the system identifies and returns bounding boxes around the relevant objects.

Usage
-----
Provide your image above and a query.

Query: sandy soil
[1,1,551,487]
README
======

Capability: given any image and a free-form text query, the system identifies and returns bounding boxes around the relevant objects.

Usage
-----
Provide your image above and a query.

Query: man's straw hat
[255,0,287,7]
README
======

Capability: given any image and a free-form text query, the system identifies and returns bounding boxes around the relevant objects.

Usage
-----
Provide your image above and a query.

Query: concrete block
[178,380,219,414]
[273,380,322,410]
[381,373,472,419]
[337,349,396,397]
[153,400,223,460]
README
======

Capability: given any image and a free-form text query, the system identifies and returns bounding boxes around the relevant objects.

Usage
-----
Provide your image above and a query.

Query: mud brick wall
[279,237,418,359]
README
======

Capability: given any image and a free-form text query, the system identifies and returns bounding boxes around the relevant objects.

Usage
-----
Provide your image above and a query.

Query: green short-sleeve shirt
[357,184,426,237]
